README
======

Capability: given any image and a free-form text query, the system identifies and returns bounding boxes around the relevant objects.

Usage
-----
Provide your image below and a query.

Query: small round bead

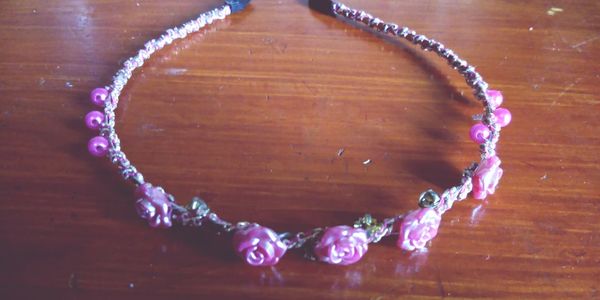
[90,88,109,106]
[494,108,512,127]
[84,111,104,130]
[469,123,491,144]
[88,136,109,157]
[486,90,503,109]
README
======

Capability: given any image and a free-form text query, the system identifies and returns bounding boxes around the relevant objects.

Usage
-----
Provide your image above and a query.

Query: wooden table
[1,0,598,298]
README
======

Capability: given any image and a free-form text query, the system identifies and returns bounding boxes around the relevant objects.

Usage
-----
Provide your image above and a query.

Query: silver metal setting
[418,189,441,208]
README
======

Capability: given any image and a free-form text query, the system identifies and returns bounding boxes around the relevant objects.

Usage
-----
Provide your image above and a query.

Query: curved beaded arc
[101,5,233,184]
[331,2,506,160]
[85,0,510,266]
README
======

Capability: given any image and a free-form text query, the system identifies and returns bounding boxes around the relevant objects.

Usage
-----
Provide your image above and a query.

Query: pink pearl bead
[88,136,109,157]
[494,108,512,127]
[84,111,104,130]
[486,90,503,109]
[470,123,491,144]
[90,88,109,107]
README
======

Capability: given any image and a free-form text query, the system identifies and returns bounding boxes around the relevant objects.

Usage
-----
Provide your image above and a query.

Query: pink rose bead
[87,136,109,157]
[469,123,491,144]
[472,156,504,200]
[90,87,109,107]
[398,208,441,251]
[486,90,503,109]
[494,107,512,127]
[85,110,104,130]
[135,183,173,228]
[233,224,287,266]
[314,225,368,265]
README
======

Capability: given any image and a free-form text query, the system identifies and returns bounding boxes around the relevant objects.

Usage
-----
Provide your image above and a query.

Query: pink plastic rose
[472,156,503,200]
[314,226,368,265]
[398,208,441,251]
[233,224,287,266]
[134,183,173,228]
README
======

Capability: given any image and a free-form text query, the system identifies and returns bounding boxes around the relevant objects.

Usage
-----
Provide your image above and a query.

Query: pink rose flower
[314,226,368,265]
[134,183,173,228]
[472,156,503,200]
[233,224,287,266]
[397,208,441,251]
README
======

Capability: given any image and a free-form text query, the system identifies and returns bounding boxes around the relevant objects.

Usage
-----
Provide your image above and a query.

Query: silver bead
[131,172,145,185]
[187,196,211,218]
[418,189,441,208]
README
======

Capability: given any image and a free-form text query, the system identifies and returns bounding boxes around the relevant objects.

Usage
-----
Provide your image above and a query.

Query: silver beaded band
[87,0,509,265]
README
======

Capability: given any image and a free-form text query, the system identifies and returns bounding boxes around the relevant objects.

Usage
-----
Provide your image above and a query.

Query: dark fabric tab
[309,0,335,17]
[225,0,251,13]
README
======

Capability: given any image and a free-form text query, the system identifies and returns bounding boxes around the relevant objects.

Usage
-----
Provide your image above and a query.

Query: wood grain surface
[1,0,599,298]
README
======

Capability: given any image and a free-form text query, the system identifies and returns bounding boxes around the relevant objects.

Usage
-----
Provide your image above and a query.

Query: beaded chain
[84,0,511,266]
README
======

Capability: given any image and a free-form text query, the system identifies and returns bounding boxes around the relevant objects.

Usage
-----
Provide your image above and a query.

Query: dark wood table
[1,0,598,298]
